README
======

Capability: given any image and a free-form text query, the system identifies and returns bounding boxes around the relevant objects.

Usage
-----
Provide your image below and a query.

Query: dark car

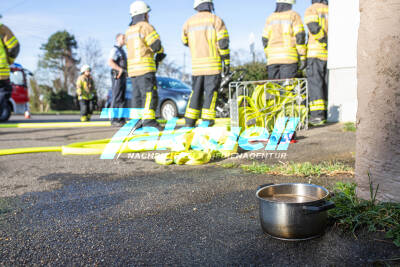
[106,77,191,120]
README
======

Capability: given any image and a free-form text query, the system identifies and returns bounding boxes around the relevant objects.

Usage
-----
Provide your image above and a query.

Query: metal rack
[228,78,309,132]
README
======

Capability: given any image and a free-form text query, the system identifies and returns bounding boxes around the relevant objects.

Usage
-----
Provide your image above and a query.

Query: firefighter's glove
[318,36,328,48]
[155,53,167,69]
[223,61,230,77]
[299,59,307,71]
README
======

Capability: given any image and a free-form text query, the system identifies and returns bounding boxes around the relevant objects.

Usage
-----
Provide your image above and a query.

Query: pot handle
[257,183,274,190]
[303,201,335,214]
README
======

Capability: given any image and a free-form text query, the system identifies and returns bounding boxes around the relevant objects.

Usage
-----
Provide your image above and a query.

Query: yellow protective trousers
[185,74,221,125]
[307,58,328,120]
[131,72,158,125]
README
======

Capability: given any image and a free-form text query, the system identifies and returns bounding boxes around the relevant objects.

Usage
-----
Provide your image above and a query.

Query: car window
[10,70,25,86]
[157,78,190,90]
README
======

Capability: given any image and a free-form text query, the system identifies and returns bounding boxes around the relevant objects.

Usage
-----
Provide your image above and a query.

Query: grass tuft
[220,162,239,168]
[0,198,12,216]
[240,161,354,177]
[343,122,356,132]
[329,181,400,247]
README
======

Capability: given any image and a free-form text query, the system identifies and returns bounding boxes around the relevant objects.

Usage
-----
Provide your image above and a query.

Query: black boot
[309,117,326,126]
[202,120,215,127]
[184,118,197,128]
[143,119,164,131]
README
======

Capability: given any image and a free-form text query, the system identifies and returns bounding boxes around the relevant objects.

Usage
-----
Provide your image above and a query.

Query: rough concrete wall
[356,0,400,202]
[328,68,358,122]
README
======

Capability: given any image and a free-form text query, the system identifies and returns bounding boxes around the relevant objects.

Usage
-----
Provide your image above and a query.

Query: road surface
[0,115,397,266]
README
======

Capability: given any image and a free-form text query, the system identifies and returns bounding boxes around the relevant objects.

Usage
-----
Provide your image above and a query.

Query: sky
[1,0,310,72]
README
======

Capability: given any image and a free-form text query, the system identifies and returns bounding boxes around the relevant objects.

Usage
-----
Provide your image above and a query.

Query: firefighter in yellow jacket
[305,0,329,126]
[126,1,166,129]
[0,16,20,121]
[76,65,97,122]
[182,0,230,127]
[262,0,306,79]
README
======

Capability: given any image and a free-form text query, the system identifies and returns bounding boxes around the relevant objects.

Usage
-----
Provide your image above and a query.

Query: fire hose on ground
[0,119,237,165]
[0,82,307,166]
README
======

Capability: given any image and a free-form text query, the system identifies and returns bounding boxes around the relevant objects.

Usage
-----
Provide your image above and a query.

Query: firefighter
[76,65,97,122]
[262,0,306,80]
[126,1,166,129]
[0,16,20,120]
[305,0,329,126]
[108,33,127,127]
[182,0,230,127]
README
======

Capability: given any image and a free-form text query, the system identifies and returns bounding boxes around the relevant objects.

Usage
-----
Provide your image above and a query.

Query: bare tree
[231,49,265,67]
[79,38,109,99]
[356,0,400,202]
[157,59,183,80]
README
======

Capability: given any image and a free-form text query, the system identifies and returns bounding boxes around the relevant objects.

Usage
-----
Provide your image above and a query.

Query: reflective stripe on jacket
[263,10,306,66]
[126,21,163,77]
[305,3,328,61]
[0,23,20,80]
[182,12,230,76]
[76,75,96,100]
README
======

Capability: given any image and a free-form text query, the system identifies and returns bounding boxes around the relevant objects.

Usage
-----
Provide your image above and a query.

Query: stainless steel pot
[256,183,335,241]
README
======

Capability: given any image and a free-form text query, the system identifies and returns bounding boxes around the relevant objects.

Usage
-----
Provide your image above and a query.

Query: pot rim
[256,183,330,206]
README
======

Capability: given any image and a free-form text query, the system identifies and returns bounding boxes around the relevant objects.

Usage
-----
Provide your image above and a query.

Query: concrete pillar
[356,0,400,202]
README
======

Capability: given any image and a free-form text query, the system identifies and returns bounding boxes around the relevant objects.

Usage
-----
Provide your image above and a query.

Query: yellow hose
[237,95,266,130]
[0,146,62,156]
[0,118,232,157]
[0,119,237,166]
[62,139,111,155]
[238,82,309,133]
[0,118,231,129]
[0,121,112,129]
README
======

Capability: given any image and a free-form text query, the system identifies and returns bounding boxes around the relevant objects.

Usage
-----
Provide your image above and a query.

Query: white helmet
[277,0,296,4]
[80,65,91,73]
[194,0,213,9]
[130,1,151,17]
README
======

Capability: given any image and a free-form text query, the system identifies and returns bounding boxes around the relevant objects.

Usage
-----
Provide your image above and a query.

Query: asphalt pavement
[0,115,398,266]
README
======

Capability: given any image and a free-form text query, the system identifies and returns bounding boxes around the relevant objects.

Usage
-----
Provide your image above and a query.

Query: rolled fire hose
[242,84,308,133]
[237,95,266,130]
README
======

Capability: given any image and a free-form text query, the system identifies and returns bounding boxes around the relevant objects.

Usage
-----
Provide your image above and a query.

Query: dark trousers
[0,80,12,114]
[131,72,158,126]
[79,100,93,117]
[267,63,298,80]
[111,75,127,122]
[307,58,328,120]
[185,74,221,126]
